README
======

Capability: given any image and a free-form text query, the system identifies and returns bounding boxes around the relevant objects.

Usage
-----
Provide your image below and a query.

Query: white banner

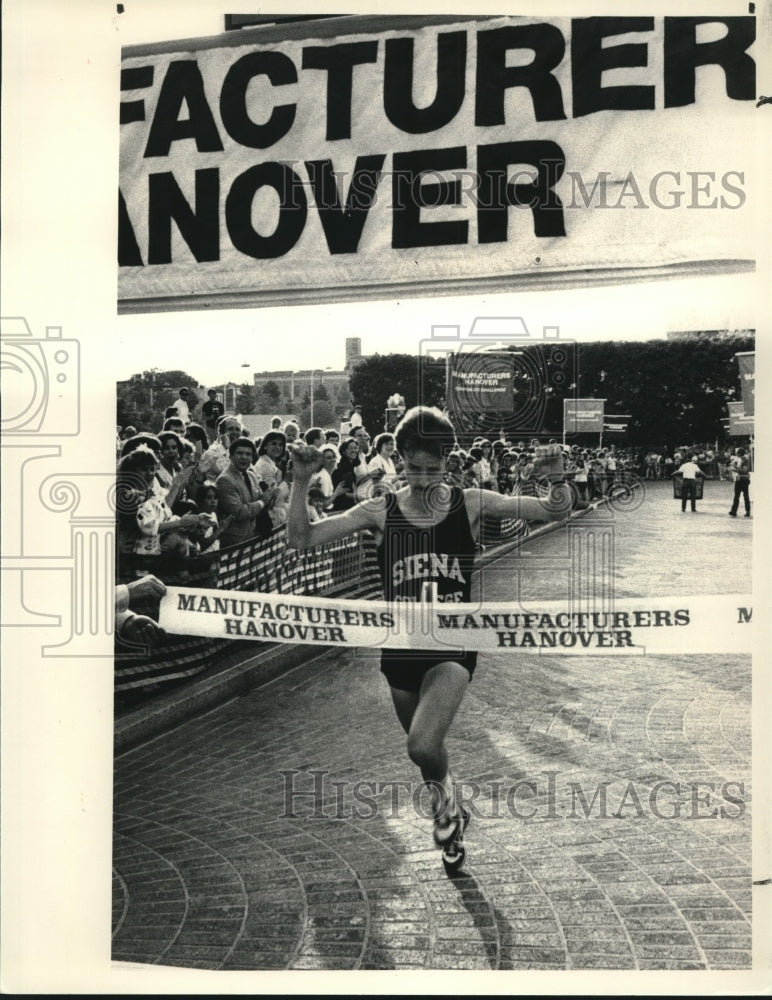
[119,14,757,311]
[158,587,753,656]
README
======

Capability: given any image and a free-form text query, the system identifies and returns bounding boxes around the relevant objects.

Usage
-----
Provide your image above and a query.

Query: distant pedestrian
[728,448,751,518]
[675,454,705,512]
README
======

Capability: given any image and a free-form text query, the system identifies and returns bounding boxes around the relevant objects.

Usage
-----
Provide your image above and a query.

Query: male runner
[288,407,571,850]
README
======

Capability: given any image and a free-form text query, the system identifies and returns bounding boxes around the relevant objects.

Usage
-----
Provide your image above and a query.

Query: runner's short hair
[395,406,456,460]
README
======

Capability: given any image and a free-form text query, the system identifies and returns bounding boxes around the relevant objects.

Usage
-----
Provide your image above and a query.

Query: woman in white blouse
[367,432,398,483]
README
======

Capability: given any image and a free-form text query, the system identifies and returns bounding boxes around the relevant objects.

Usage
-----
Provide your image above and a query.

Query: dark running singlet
[377,485,478,692]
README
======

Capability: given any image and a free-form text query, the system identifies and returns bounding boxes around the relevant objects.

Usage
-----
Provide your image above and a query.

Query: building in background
[249,337,370,412]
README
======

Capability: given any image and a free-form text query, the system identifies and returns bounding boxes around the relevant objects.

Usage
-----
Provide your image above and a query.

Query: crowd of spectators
[115,389,752,642]
[637,445,746,481]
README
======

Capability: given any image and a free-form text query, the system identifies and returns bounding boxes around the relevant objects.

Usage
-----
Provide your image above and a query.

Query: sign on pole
[564,399,605,435]
[735,352,755,416]
[448,352,515,413]
[727,401,753,436]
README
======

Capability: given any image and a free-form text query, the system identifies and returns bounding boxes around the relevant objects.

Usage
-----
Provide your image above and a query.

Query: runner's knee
[406,730,442,770]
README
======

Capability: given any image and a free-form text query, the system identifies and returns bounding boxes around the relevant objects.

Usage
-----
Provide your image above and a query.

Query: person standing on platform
[676,454,706,512]
[728,447,751,518]
[201,389,225,444]
[288,406,571,859]
[171,387,191,426]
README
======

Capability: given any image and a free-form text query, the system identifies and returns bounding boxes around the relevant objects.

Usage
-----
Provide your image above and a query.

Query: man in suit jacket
[216,437,278,548]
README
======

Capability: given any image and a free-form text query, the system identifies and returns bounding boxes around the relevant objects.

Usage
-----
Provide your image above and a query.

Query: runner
[288,406,571,862]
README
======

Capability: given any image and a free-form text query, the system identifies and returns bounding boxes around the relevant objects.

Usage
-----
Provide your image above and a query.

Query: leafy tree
[345,336,754,447]
[574,336,753,449]
[299,399,336,429]
[262,380,281,408]
[117,368,201,432]
[348,354,445,434]
[236,383,257,415]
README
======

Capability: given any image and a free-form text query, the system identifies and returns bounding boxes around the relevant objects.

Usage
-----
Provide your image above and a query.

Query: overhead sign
[118,14,757,312]
[728,400,753,436]
[736,352,755,416]
[564,398,605,434]
[449,352,515,412]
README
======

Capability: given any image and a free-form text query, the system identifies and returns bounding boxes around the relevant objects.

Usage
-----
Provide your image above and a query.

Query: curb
[115,640,336,755]
[115,494,616,754]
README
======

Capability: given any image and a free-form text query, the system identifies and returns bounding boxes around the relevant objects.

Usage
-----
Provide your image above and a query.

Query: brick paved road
[112,480,753,970]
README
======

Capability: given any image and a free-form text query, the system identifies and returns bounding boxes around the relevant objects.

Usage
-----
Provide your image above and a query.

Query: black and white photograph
[2,1,771,994]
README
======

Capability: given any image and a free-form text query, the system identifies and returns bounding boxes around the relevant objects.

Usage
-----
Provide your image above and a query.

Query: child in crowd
[307,487,328,522]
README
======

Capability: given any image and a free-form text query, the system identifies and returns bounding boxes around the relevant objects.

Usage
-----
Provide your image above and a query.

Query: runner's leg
[404,661,470,783]
[389,687,420,736]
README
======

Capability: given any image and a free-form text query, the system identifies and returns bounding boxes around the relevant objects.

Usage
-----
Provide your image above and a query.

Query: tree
[345,335,754,447]
[236,383,257,415]
[117,368,201,432]
[299,400,336,429]
[574,336,754,448]
[262,380,281,409]
[348,354,445,434]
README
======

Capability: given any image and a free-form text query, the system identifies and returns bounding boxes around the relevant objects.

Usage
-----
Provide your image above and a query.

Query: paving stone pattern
[113,481,752,970]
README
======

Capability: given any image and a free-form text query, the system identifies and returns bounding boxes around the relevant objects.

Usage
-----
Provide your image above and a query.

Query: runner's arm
[288,443,383,548]
[466,483,573,524]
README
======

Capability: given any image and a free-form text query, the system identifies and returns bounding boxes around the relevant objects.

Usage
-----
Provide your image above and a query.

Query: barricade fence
[115,492,547,694]
[115,528,384,691]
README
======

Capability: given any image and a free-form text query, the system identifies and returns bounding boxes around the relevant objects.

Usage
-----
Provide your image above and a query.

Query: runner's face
[403,449,445,494]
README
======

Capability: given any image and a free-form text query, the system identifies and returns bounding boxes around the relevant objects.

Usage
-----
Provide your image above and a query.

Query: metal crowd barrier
[115,528,382,692]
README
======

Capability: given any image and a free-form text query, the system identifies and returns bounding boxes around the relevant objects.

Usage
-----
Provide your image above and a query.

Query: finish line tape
[159,587,753,656]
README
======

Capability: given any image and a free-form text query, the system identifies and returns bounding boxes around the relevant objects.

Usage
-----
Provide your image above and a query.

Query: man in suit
[216,437,278,548]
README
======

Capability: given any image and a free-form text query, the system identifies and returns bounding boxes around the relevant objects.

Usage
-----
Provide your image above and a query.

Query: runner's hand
[291,442,324,481]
